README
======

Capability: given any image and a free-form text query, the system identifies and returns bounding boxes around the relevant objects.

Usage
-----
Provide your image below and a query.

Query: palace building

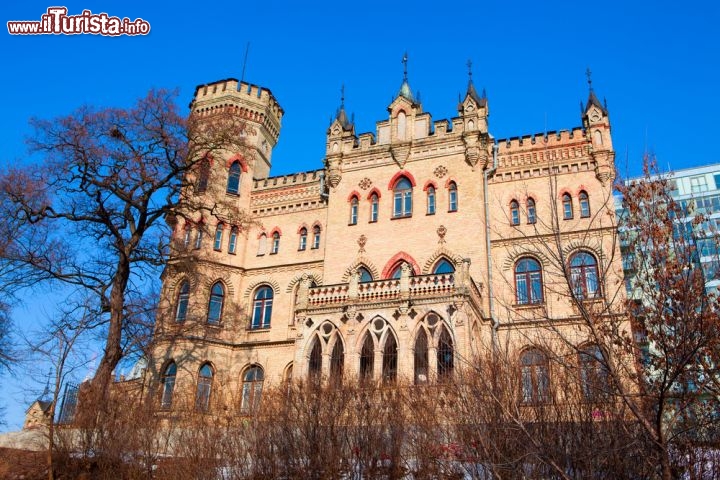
[146,66,623,413]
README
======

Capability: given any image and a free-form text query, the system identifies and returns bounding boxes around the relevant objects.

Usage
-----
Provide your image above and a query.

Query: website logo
[8,7,150,36]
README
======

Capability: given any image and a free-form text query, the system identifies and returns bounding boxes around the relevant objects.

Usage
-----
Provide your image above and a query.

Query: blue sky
[1,0,719,429]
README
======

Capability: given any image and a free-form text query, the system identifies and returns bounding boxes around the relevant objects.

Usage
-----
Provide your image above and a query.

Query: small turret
[325,85,357,188]
[580,68,614,184]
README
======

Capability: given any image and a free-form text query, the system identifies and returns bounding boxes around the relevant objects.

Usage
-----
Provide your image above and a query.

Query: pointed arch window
[527,198,536,224]
[359,334,374,383]
[160,362,176,409]
[207,282,224,325]
[393,177,413,218]
[298,227,307,251]
[510,200,520,225]
[370,193,379,222]
[521,349,549,404]
[308,337,322,383]
[241,366,264,414]
[270,232,280,254]
[437,327,454,380]
[382,333,398,383]
[195,363,213,412]
[389,262,405,279]
[427,186,436,215]
[562,193,574,220]
[570,252,600,299]
[432,258,455,274]
[175,281,190,322]
[330,340,344,384]
[414,329,429,384]
[312,226,321,249]
[213,224,224,251]
[196,158,210,194]
[448,181,458,212]
[579,191,590,218]
[251,286,273,329]
[228,227,238,254]
[350,196,359,225]
[226,161,241,195]
[358,267,373,283]
[515,257,543,305]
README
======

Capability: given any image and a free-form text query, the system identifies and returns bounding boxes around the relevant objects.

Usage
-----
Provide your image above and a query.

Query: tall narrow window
[308,337,322,383]
[195,364,213,412]
[570,252,600,299]
[175,281,190,322]
[228,227,238,254]
[562,193,573,220]
[207,282,224,325]
[312,226,321,249]
[360,334,374,383]
[330,340,344,384]
[393,177,413,218]
[437,327,454,380]
[241,366,264,414]
[196,158,210,194]
[515,258,543,305]
[271,232,280,254]
[227,161,241,194]
[521,349,549,404]
[251,286,273,329]
[527,198,536,224]
[414,329,429,384]
[298,227,307,251]
[510,200,520,225]
[160,362,176,409]
[427,186,436,215]
[257,233,267,255]
[580,345,609,400]
[370,193,379,222]
[382,334,398,383]
[194,228,203,249]
[213,224,223,251]
[448,182,458,212]
[579,191,590,218]
[183,226,191,248]
[349,197,358,225]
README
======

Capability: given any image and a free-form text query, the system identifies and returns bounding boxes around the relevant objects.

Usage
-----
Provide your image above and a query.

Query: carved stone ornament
[357,234,367,253]
[437,225,447,244]
[358,177,372,190]
[434,165,448,178]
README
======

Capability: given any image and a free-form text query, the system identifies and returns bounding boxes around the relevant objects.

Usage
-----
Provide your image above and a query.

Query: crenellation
[252,169,323,191]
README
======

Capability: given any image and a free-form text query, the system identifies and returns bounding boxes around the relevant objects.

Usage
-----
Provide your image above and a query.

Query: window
[393,177,413,218]
[251,286,273,329]
[270,232,280,254]
[213,224,223,251]
[312,226,321,249]
[160,362,176,409]
[360,334,374,382]
[432,258,455,274]
[437,327,454,380]
[515,257,543,305]
[389,262,406,279]
[521,349,549,404]
[714,174,720,190]
[257,233,267,255]
[175,281,190,322]
[298,227,307,251]
[579,345,609,400]
[349,197,358,225]
[308,337,322,383]
[228,227,238,254]
[527,198,536,224]
[358,267,373,283]
[241,366,264,414]
[226,161,241,194]
[579,191,590,218]
[427,186,436,215]
[414,329,429,384]
[196,158,210,194]
[382,333,398,383]
[690,175,708,194]
[183,226,191,248]
[562,194,573,220]
[448,182,458,212]
[194,228,203,249]
[510,200,520,225]
[195,363,213,412]
[207,282,224,325]
[570,252,600,299]
[330,340,344,384]
[370,193,379,222]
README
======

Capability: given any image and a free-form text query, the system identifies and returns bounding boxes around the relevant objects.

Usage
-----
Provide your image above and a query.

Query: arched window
[570,252,600,299]
[414,329,429,384]
[228,227,238,254]
[330,340,344,384]
[207,282,224,325]
[579,191,590,218]
[195,363,213,412]
[382,333,398,383]
[194,228,203,249]
[358,267,373,283]
[515,258,543,305]
[241,366,264,414]
[298,227,307,251]
[257,233,267,255]
[312,226,321,249]
[437,327,454,380]
[308,337,322,383]
[196,158,210,194]
[397,111,407,140]
[579,345,609,400]
[393,177,413,218]
[510,200,520,226]
[370,193,379,222]
[359,334,374,383]
[520,349,549,404]
[349,196,359,225]
[427,186,436,215]
[527,198,536,224]
[175,281,190,322]
[448,182,458,212]
[562,193,573,220]
[251,286,273,329]
[389,262,406,279]
[213,224,224,251]
[432,258,455,274]
[160,362,176,409]
[226,161,241,194]
[270,232,280,254]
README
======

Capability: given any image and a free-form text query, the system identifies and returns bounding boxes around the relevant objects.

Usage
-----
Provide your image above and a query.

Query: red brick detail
[387,171,417,190]
[381,252,421,279]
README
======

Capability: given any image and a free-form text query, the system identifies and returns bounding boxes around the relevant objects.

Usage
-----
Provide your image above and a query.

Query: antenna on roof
[241,42,250,83]
[586,67,593,92]
[402,51,408,81]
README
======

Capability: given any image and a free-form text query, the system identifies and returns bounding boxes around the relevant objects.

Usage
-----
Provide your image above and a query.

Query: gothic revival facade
[147,70,623,413]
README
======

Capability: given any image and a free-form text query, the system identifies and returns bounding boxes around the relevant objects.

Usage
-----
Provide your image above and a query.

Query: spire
[332,83,353,130]
[465,59,485,105]
[397,51,416,102]
[583,66,607,115]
